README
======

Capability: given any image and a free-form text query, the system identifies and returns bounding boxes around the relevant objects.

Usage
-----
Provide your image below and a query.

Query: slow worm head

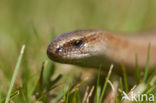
[47,30,156,70]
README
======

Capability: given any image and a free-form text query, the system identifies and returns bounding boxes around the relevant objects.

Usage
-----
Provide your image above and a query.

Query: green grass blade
[95,66,101,103]
[121,65,129,93]
[99,64,113,103]
[65,90,70,103]
[5,45,25,103]
[143,43,151,83]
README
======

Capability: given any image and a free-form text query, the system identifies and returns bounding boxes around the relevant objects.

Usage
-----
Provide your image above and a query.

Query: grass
[3,51,156,103]
[4,45,25,103]
[0,0,156,103]
[143,43,151,83]
[99,64,113,103]
[121,65,129,93]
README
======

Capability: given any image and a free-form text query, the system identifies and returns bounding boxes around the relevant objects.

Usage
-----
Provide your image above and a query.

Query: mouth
[61,52,89,58]
[47,48,89,61]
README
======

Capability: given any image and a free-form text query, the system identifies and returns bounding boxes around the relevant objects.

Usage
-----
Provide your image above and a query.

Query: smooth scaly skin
[47,30,156,71]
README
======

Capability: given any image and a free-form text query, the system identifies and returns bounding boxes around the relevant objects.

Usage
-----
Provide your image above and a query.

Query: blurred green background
[0,0,156,102]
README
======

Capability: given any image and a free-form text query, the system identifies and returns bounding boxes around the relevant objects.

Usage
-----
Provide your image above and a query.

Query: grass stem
[99,64,113,103]
[143,43,151,83]
[5,45,25,103]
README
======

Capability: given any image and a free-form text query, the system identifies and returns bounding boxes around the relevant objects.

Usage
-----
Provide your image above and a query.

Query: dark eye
[73,39,84,48]
[56,47,62,53]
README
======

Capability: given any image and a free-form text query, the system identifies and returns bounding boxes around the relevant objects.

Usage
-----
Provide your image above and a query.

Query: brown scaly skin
[47,29,156,71]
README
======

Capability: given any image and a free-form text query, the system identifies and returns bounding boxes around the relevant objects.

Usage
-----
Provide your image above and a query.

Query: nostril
[56,47,62,53]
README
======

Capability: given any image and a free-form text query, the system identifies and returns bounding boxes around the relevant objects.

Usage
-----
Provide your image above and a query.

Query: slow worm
[47,30,156,71]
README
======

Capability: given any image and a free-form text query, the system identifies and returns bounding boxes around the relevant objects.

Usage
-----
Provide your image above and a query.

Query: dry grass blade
[70,79,87,94]
[82,86,89,103]
[86,86,95,103]
[103,80,119,103]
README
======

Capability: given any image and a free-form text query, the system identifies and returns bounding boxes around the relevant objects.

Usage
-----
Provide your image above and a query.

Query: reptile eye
[56,47,62,53]
[73,39,84,48]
